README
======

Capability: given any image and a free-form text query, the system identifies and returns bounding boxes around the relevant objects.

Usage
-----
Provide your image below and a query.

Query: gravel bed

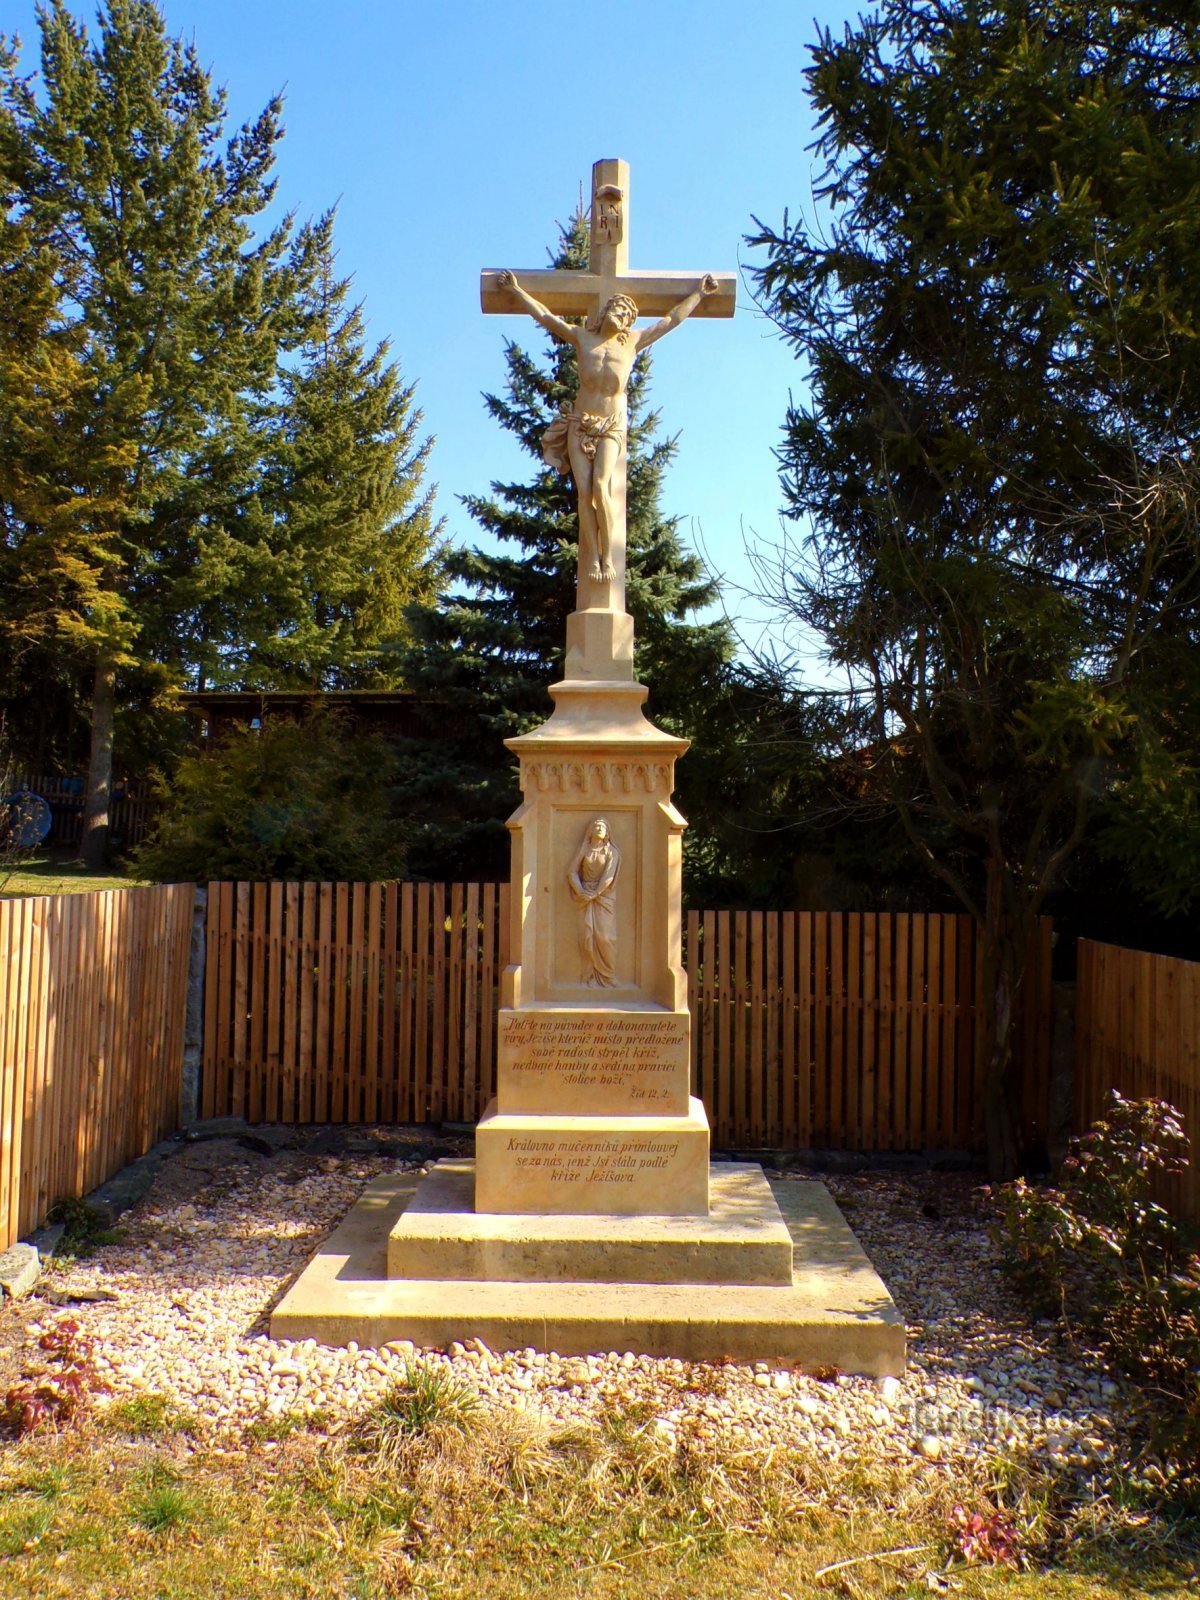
[8,1133,1127,1470]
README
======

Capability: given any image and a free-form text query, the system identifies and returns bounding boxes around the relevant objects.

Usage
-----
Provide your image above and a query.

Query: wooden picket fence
[0,885,195,1249]
[686,909,1053,1152]
[201,884,1054,1152]
[14,884,1200,1254]
[201,882,510,1128]
[1076,939,1200,1221]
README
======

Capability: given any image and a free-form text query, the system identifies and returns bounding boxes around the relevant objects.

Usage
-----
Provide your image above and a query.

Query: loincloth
[541,407,625,474]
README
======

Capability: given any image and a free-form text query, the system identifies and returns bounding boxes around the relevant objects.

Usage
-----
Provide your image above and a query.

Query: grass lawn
[0,849,151,898]
[0,1401,1195,1600]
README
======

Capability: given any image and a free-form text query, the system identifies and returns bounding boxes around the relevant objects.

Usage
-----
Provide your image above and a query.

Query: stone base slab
[475,1097,710,1216]
[387,1160,793,1285]
[271,1170,907,1375]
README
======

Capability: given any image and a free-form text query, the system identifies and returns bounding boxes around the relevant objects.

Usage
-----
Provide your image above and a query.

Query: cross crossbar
[480,158,735,321]
[481,268,735,319]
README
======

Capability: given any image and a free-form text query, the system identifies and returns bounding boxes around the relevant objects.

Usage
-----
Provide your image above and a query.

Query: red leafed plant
[948,1504,1021,1568]
[2,1318,105,1436]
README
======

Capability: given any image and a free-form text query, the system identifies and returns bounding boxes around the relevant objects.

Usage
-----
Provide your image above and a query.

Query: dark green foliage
[0,0,311,857]
[669,669,867,909]
[0,3,439,860]
[47,1197,122,1258]
[202,251,442,692]
[996,1095,1200,1483]
[128,1464,193,1532]
[1095,733,1200,923]
[358,1360,478,1454]
[748,0,1200,1168]
[137,711,409,883]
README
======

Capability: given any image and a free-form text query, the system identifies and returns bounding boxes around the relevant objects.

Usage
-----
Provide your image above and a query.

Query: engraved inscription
[501,1012,688,1105]
[506,1134,680,1185]
[594,182,625,247]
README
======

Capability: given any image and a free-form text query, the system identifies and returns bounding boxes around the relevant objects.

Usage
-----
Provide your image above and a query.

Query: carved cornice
[521,758,672,795]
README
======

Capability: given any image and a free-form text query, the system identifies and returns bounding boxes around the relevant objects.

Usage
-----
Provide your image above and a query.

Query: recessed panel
[550,807,640,993]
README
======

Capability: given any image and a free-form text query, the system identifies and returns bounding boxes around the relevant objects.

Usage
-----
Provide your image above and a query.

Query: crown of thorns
[597,293,638,325]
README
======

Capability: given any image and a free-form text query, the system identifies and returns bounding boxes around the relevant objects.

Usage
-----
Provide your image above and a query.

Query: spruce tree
[206,249,442,691]
[400,213,734,881]
[748,0,1200,1171]
[0,0,323,863]
[1,3,443,857]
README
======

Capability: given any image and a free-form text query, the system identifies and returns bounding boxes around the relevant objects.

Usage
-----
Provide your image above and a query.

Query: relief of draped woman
[567,817,621,986]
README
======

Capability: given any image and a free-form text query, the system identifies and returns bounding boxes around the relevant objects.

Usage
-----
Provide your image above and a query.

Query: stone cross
[481,159,735,621]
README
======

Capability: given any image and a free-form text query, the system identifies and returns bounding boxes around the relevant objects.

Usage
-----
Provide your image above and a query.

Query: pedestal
[271,619,907,1369]
[473,662,711,1217]
[271,1167,908,1373]
[475,1097,710,1216]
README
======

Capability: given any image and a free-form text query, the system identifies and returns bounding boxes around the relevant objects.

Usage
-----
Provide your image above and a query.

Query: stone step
[387,1160,794,1285]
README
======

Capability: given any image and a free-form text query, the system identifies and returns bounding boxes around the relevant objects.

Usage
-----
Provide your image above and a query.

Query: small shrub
[1,1318,105,1436]
[11,1464,70,1501]
[47,1196,122,1257]
[996,1094,1200,1479]
[244,1406,328,1444]
[0,1504,55,1558]
[136,708,412,883]
[103,1392,197,1437]
[948,1503,1021,1568]
[358,1359,478,1454]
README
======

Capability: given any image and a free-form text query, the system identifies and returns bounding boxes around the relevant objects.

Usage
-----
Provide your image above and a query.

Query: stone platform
[271,1165,906,1375]
[389,1160,793,1283]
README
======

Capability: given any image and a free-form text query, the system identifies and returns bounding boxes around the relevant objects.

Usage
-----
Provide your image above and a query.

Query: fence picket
[749,911,764,1146]
[0,901,25,1243]
[765,912,780,1146]
[414,884,431,1123]
[699,910,716,1121]
[447,884,464,1125]
[686,909,700,1100]
[1076,938,1200,1220]
[478,884,495,1118]
[830,914,846,1149]
[463,883,480,1124]
[847,912,861,1149]
[0,887,192,1250]
[398,884,415,1121]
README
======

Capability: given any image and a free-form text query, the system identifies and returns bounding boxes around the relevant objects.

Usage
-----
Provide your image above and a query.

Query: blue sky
[6,0,860,667]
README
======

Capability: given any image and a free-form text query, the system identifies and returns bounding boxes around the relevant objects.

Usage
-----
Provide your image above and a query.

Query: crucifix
[481,159,735,632]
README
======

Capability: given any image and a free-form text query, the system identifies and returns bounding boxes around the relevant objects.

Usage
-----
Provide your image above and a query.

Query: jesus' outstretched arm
[635,274,720,352]
[497,271,579,348]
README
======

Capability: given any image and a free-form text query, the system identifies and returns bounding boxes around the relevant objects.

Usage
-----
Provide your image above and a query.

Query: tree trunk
[79,650,116,869]
[981,859,1022,1180]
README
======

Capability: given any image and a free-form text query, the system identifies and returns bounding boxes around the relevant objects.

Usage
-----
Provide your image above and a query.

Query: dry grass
[1,1397,1194,1600]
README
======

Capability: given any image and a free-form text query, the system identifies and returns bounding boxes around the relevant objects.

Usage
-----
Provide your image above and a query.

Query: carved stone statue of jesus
[497,270,720,583]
